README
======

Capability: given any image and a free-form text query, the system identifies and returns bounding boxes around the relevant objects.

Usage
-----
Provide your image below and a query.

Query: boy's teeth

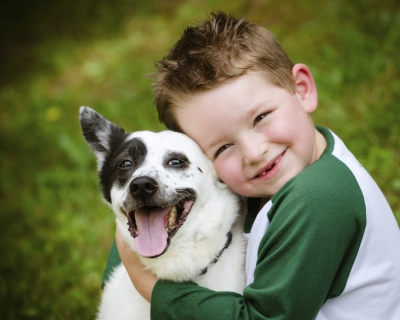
[258,154,282,177]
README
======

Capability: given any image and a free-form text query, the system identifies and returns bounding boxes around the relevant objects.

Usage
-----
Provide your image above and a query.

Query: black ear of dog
[79,106,126,164]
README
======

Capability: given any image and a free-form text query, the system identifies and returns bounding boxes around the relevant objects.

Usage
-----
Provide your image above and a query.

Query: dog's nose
[130,176,158,198]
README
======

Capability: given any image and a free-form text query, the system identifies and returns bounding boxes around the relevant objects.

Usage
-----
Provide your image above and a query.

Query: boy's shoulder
[269,127,368,223]
[250,130,400,320]
[276,127,365,204]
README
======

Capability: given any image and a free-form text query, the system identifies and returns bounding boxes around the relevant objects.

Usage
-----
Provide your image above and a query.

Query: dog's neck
[199,231,233,275]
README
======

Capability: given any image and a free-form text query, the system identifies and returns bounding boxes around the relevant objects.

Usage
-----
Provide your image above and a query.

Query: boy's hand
[115,228,158,302]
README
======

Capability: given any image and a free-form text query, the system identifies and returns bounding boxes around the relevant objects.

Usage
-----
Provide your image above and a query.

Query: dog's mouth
[125,199,194,258]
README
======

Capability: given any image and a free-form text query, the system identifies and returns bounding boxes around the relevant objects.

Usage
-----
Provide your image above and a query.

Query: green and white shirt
[150,127,400,319]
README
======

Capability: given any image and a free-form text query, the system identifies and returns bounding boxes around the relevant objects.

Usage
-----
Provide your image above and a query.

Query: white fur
[79,109,246,320]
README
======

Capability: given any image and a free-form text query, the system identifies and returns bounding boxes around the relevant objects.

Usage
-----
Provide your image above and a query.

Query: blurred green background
[0,0,399,318]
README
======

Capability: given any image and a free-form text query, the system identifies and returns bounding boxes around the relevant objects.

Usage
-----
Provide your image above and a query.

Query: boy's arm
[116,226,248,316]
[115,228,157,302]
[117,155,366,319]
[149,165,365,319]
[117,193,362,319]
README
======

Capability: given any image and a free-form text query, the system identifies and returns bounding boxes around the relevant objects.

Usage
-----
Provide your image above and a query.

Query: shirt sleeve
[151,160,366,319]
[101,240,122,289]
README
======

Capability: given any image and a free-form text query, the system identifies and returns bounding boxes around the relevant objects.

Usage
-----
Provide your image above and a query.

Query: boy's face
[176,70,324,199]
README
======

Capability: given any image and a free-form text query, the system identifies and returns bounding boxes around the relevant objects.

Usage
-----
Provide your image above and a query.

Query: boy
[112,12,400,319]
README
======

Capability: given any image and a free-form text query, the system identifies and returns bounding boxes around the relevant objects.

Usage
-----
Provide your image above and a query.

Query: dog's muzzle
[122,177,196,259]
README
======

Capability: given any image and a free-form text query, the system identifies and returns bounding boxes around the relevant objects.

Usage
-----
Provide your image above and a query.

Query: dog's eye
[119,160,132,168]
[168,159,185,167]
[165,153,189,169]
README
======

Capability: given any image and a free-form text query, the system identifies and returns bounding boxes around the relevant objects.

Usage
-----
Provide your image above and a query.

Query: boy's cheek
[214,161,241,189]
[213,163,225,180]
[214,161,232,182]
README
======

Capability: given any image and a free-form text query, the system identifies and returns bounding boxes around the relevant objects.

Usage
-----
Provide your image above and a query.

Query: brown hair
[152,11,295,132]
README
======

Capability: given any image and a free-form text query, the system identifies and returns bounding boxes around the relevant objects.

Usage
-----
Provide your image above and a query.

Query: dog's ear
[79,106,125,168]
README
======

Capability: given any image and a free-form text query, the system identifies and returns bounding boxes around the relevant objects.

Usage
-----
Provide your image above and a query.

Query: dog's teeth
[168,207,177,228]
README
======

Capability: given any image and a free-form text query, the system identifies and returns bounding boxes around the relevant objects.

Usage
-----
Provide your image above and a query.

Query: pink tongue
[134,207,170,257]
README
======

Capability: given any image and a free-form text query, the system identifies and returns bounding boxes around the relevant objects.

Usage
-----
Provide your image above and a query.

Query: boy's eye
[215,144,231,158]
[254,113,267,125]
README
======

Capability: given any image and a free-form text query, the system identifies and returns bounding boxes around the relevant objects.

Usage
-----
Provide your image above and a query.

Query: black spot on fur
[198,167,203,173]
[101,138,147,202]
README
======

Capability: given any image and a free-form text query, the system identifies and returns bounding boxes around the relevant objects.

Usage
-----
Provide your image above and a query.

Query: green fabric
[244,197,260,233]
[101,240,121,289]
[151,127,367,320]
[152,280,247,319]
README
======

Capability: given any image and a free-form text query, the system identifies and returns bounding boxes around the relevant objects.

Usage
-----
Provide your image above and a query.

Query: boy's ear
[292,64,318,113]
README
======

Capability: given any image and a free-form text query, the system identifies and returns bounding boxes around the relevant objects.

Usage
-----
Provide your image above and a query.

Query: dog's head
[79,107,227,259]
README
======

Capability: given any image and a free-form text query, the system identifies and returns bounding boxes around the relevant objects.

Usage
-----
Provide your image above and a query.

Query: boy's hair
[152,11,295,132]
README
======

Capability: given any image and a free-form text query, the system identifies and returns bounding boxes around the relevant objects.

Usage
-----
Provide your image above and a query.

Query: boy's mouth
[255,149,287,178]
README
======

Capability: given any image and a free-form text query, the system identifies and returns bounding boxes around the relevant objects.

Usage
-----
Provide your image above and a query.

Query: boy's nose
[242,141,267,166]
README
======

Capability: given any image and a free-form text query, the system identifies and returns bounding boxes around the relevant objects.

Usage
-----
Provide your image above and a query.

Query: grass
[0,0,399,318]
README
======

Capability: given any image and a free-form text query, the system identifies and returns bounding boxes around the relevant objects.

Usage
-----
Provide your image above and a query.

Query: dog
[79,107,246,319]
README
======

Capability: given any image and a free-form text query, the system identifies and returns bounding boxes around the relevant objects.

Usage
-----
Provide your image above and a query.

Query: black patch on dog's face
[101,137,147,202]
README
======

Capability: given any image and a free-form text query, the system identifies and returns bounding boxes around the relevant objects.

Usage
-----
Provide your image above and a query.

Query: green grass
[1,0,399,318]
